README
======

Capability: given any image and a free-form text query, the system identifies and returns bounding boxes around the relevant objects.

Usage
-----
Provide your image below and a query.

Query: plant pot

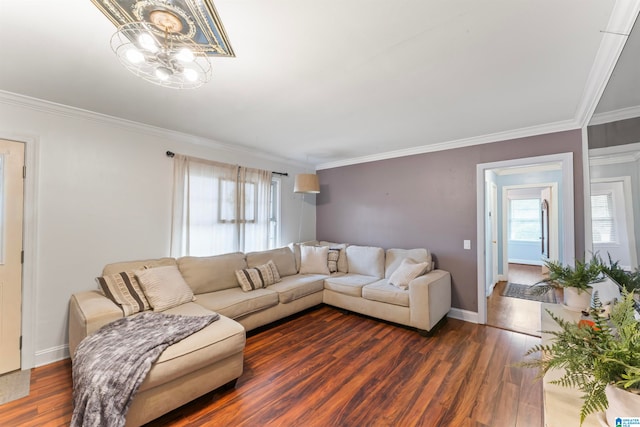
[604,384,640,426]
[563,287,592,311]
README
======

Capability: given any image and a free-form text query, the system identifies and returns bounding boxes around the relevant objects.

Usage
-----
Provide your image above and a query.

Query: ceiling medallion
[92,0,234,89]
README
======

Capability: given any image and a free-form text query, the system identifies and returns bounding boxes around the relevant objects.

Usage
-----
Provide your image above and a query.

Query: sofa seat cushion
[269,274,326,303]
[362,280,410,307]
[195,288,279,319]
[324,274,380,297]
[138,302,245,392]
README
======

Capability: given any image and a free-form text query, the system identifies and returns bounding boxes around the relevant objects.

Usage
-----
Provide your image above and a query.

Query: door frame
[501,182,559,272]
[0,132,38,370]
[476,152,575,325]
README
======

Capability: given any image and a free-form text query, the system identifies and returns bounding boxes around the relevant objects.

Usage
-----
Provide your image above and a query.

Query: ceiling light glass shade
[111,22,212,89]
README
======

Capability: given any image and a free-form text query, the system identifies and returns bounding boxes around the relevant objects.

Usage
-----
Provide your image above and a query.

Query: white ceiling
[0,1,635,167]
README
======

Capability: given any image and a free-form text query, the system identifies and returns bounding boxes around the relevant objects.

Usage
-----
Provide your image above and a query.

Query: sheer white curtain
[170,154,272,257]
[238,166,272,253]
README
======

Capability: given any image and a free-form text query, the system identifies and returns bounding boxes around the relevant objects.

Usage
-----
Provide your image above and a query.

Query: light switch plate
[464,240,471,250]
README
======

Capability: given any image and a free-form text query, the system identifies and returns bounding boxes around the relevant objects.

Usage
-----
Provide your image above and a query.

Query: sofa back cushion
[247,247,297,277]
[102,257,177,276]
[178,252,247,294]
[385,248,432,279]
[346,245,385,278]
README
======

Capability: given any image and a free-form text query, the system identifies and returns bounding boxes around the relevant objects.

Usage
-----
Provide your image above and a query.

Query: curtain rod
[165,151,288,176]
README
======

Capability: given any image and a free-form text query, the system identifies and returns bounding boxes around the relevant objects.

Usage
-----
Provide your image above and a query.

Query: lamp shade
[294,174,320,193]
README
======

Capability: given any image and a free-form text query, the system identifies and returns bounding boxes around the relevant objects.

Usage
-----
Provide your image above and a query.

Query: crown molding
[574,0,640,128]
[0,90,314,170]
[316,119,578,170]
[589,105,640,126]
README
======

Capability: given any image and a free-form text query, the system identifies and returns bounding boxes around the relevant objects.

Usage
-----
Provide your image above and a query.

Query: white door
[0,139,24,374]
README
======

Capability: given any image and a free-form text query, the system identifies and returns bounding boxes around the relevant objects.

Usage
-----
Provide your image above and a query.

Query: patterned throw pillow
[135,265,195,311]
[236,260,281,292]
[388,259,430,290]
[328,249,340,273]
[96,271,150,316]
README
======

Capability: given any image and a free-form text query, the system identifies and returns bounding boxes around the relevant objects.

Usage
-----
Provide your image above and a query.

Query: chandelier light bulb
[138,33,159,53]
[125,48,145,64]
[155,66,172,81]
[183,68,198,82]
[176,47,195,63]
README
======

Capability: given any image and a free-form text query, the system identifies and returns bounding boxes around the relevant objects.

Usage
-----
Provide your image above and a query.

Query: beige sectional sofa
[68,242,451,426]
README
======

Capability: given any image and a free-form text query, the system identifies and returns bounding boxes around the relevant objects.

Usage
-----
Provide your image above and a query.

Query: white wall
[0,93,316,367]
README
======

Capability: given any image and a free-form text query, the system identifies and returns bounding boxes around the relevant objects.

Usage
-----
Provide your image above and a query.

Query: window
[171,155,280,256]
[509,198,541,242]
[591,192,617,244]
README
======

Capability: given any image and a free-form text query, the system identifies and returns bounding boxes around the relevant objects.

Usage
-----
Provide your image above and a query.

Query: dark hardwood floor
[0,306,543,427]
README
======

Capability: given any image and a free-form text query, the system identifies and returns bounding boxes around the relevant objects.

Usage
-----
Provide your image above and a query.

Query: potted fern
[534,255,603,311]
[520,291,640,425]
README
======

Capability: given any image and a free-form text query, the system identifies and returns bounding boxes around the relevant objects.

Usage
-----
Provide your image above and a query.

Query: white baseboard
[497,274,507,282]
[34,344,69,367]
[448,308,479,324]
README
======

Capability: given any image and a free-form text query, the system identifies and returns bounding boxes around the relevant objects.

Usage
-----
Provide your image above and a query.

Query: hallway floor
[487,263,558,337]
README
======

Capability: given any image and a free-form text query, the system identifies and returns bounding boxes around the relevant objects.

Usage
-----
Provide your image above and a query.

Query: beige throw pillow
[299,245,330,275]
[388,258,429,290]
[235,260,281,292]
[135,265,195,311]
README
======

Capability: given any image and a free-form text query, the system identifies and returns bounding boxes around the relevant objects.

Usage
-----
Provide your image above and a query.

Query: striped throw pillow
[96,271,150,316]
[236,260,281,292]
[328,249,340,273]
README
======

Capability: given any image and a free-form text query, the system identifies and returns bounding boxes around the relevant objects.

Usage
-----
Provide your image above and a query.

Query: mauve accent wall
[316,129,585,313]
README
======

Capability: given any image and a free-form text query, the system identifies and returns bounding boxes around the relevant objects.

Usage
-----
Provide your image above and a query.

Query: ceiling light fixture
[94,0,235,89]
[111,11,211,89]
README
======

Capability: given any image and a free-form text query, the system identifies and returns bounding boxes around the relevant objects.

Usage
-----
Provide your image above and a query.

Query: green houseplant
[519,291,640,425]
[599,253,640,294]
[534,255,603,310]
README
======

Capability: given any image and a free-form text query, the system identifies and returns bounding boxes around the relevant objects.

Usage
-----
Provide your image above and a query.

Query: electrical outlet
[463,240,471,250]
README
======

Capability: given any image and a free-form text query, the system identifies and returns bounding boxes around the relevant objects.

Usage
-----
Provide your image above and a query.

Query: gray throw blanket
[71,311,219,427]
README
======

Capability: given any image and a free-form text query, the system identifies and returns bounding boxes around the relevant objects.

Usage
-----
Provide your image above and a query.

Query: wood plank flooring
[0,306,543,427]
[487,264,555,337]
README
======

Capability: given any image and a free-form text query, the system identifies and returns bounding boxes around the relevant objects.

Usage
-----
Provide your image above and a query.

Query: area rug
[0,369,30,405]
[501,282,557,304]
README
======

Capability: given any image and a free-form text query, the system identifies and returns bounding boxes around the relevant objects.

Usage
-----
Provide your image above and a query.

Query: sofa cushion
[319,241,348,273]
[102,257,177,276]
[247,247,297,277]
[195,288,279,319]
[138,302,245,393]
[362,280,410,307]
[324,274,380,297]
[235,260,281,292]
[268,274,326,303]
[385,248,432,279]
[96,271,150,316]
[178,252,247,294]
[345,246,385,278]
[300,245,330,275]
[388,259,430,290]
[135,265,195,312]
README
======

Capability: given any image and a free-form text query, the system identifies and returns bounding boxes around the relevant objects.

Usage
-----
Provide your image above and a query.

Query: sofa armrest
[408,269,451,332]
[69,290,123,360]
